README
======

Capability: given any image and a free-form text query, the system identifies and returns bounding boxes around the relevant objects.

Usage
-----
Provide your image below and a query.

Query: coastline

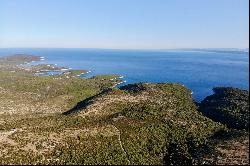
[1,49,248,102]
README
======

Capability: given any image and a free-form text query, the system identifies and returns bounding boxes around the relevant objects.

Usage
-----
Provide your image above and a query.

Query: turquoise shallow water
[0,48,249,102]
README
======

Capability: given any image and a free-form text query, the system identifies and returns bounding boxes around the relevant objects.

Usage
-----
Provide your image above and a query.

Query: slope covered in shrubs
[199,87,249,130]
[72,83,224,165]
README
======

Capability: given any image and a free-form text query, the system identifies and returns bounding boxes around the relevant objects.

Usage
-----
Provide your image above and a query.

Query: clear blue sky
[0,0,249,49]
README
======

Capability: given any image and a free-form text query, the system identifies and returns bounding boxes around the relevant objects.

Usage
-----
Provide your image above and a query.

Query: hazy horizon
[0,47,248,50]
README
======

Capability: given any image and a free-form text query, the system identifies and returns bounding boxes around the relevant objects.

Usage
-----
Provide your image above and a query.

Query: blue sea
[0,48,249,102]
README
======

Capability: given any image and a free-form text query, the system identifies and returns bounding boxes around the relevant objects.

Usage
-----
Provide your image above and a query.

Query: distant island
[0,54,248,165]
[176,48,249,54]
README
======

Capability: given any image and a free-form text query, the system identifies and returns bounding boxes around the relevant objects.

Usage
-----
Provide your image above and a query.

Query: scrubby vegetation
[199,87,249,130]
[0,55,249,165]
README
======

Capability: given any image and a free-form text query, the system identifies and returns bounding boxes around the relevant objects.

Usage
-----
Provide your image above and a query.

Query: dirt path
[112,125,131,164]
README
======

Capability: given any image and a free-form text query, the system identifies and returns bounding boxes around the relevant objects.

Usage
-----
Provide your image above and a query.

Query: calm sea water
[0,48,249,102]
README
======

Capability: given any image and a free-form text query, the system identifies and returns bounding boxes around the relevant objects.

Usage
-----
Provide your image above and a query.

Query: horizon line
[0,47,248,50]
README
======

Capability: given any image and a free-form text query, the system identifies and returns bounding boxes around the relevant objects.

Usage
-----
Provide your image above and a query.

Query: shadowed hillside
[199,87,249,130]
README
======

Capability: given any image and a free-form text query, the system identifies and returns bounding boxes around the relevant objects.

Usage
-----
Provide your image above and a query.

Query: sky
[0,0,249,49]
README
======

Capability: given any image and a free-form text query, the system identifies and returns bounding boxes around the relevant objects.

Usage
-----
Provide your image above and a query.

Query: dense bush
[199,87,249,130]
